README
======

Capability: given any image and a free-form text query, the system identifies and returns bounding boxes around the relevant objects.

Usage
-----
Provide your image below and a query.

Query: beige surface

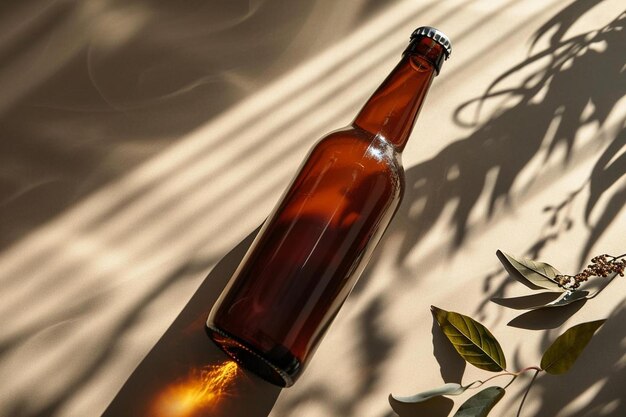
[0,1,624,416]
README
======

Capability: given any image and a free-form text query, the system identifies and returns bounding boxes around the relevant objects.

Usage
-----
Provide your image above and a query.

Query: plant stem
[466,366,541,389]
[503,374,517,389]
[514,366,542,375]
[516,369,540,417]
[473,372,516,386]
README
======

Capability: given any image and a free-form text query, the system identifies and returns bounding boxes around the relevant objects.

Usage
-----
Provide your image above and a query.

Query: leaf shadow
[431,318,466,383]
[507,299,587,330]
[388,394,454,417]
[461,6,626,318]
[491,292,561,310]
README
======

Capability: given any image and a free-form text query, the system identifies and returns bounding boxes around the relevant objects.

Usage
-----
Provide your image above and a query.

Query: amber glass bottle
[207,27,451,387]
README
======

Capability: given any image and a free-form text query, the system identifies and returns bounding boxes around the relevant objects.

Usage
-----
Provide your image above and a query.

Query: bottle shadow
[101,228,283,417]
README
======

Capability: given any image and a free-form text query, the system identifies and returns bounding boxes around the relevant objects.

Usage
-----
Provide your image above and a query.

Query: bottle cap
[410,26,452,58]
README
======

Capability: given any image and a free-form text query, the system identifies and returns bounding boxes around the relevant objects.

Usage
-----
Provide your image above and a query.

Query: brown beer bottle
[207,27,451,387]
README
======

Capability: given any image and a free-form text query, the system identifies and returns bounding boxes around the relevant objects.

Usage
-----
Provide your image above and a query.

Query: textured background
[0,1,624,416]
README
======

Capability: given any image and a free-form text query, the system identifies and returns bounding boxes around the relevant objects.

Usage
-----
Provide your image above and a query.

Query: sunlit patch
[151,361,239,417]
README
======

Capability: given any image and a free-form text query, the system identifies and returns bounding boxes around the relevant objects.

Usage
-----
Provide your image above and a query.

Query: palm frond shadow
[394,9,625,270]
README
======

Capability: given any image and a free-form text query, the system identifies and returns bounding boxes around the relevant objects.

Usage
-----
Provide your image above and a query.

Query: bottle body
[207,127,403,386]
[206,28,450,386]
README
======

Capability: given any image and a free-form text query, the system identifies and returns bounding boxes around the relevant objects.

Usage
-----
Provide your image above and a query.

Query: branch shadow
[396,8,625,269]
[410,5,626,319]
[579,125,626,266]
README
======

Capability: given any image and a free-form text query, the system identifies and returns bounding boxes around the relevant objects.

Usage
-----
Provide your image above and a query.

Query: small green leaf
[431,306,506,372]
[452,386,505,417]
[392,383,467,403]
[541,319,606,374]
[497,250,564,292]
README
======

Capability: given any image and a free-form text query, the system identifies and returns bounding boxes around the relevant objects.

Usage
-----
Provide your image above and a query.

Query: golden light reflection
[151,361,239,417]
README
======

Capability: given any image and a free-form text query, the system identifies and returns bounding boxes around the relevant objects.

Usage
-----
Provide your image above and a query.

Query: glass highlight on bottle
[207,26,451,387]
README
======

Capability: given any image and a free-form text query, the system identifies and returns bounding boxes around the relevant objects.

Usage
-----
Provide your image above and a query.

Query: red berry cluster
[555,254,626,290]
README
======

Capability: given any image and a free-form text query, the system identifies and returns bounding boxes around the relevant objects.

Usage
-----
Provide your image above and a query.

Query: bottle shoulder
[312,126,403,171]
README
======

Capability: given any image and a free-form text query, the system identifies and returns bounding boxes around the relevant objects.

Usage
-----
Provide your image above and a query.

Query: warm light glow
[151,361,239,417]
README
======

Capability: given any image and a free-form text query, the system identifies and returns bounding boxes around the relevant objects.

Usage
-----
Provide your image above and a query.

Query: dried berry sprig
[555,254,626,290]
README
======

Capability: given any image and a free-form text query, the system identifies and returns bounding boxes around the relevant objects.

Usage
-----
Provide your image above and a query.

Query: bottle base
[205,325,299,387]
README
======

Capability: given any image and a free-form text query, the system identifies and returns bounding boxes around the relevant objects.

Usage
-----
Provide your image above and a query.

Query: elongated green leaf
[391,382,467,403]
[497,250,564,292]
[541,319,606,374]
[452,386,505,417]
[431,306,506,372]
[392,383,467,403]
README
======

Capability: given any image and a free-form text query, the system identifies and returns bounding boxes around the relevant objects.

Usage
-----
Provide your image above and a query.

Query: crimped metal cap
[411,26,452,58]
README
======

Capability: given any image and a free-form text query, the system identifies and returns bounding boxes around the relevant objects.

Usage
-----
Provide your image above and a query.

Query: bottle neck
[352,37,445,152]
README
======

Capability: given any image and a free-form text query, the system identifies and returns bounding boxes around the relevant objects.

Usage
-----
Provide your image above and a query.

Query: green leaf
[431,306,506,372]
[530,290,589,309]
[452,386,505,417]
[392,383,467,403]
[497,250,564,292]
[541,319,606,374]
